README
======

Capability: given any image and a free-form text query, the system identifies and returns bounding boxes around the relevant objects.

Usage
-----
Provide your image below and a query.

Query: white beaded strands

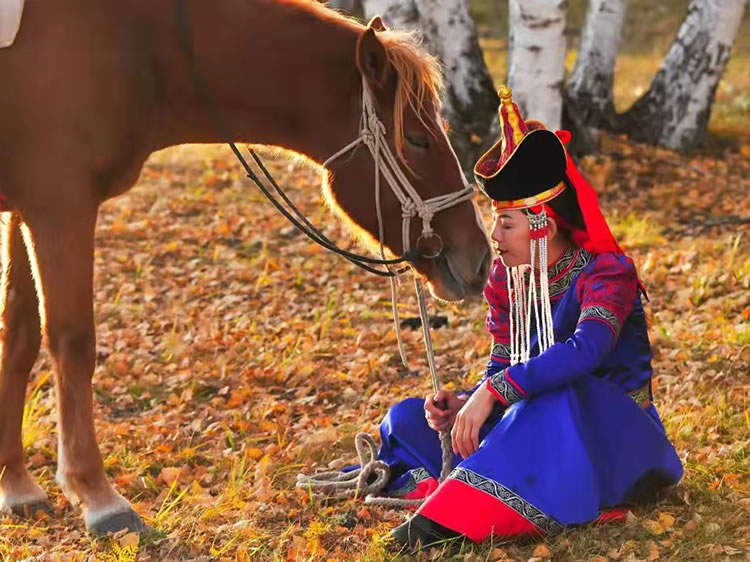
[505,208,556,365]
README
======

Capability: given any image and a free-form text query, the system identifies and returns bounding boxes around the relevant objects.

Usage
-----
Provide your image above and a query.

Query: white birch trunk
[622,0,747,150]
[507,0,567,130]
[361,0,499,172]
[412,0,500,171]
[361,0,419,30]
[567,0,628,127]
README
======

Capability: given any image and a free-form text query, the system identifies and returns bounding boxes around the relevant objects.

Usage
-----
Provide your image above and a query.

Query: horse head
[322,18,491,302]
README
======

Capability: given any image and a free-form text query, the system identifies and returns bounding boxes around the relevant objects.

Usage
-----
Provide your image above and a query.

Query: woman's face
[490,209,531,267]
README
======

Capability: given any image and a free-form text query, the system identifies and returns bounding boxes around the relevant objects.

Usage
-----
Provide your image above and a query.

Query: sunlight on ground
[2,2,749,559]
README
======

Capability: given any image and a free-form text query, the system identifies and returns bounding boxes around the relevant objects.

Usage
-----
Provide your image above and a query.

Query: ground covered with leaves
[0,132,747,561]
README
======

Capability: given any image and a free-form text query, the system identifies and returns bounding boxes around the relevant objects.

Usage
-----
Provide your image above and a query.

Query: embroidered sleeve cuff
[579,305,622,336]
[490,342,511,364]
[486,369,526,406]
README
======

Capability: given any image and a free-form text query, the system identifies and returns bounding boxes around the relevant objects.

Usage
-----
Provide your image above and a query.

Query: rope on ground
[296,433,422,507]
[296,429,454,507]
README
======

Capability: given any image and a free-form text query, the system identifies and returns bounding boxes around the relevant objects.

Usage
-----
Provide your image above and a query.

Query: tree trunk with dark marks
[507,0,567,130]
[567,0,628,130]
[362,0,500,173]
[618,0,747,150]
[361,0,420,31]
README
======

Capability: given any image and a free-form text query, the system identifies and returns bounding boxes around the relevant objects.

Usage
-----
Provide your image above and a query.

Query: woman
[376,86,683,548]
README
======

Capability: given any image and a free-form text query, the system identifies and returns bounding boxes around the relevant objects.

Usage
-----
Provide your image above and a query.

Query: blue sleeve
[486,253,638,405]
[486,321,614,404]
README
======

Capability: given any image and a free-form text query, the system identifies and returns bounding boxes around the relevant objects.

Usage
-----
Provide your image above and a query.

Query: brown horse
[0,0,491,534]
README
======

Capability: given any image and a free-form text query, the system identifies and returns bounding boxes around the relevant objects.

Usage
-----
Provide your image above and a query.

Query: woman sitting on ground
[372,86,683,548]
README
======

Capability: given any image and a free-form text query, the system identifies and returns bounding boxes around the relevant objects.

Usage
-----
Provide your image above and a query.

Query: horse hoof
[88,509,149,536]
[10,501,54,519]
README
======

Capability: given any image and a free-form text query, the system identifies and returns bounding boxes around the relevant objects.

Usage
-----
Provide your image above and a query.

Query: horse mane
[297,2,446,160]
[285,2,447,254]
[378,29,445,160]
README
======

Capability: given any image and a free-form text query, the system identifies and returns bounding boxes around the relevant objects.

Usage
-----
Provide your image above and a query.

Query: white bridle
[322,78,476,383]
[323,78,476,261]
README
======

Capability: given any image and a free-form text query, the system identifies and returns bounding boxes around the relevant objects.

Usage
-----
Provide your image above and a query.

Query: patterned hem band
[450,467,564,535]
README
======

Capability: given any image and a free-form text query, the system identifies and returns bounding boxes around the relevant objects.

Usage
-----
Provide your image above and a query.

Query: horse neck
[152,0,364,164]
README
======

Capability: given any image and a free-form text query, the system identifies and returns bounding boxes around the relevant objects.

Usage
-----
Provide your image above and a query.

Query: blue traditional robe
[375,247,683,541]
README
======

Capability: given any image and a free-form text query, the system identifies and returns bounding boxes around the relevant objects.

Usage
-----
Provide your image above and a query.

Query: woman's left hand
[451,383,497,459]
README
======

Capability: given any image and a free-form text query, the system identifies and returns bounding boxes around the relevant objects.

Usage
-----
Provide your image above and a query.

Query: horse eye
[406,133,430,150]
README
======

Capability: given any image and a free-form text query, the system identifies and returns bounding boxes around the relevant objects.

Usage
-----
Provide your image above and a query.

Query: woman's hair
[546,178,585,230]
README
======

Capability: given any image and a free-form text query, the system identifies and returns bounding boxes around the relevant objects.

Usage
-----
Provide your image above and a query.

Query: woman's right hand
[424,389,465,432]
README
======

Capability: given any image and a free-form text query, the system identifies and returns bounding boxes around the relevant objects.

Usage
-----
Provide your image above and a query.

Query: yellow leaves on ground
[658,512,676,530]
[8,135,749,560]
[643,519,666,536]
[531,544,552,559]
[643,512,675,537]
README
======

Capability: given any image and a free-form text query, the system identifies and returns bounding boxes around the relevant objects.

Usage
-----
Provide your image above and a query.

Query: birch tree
[619,0,748,150]
[567,0,628,129]
[507,0,567,131]
[361,0,419,28]
[361,0,499,172]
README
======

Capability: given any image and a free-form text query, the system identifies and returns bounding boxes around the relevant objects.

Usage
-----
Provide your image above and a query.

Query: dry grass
[0,133,747,560]
[1,2,749,560]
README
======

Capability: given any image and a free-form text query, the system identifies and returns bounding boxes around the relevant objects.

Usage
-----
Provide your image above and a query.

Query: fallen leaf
[491,548,511,561]
[643,520,665,536]
[119,532,140,548]
[302,426,338,447]
[159,466,182,486]
[658,512,675,529]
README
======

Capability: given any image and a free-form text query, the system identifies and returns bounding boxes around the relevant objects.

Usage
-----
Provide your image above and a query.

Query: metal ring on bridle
[416,233,444,259]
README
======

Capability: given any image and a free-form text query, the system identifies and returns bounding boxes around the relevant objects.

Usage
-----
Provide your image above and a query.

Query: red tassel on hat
[554,130,622,255]
[553,130,648,299]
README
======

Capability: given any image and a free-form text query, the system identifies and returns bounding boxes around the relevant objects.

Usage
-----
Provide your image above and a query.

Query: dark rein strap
[174,0,416,277]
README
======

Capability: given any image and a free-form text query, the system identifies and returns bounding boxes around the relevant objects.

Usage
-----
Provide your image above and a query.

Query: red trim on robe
[596,508,630,524]
[416,478,542,542]
[414,480,631,541]
[490,354,510,364]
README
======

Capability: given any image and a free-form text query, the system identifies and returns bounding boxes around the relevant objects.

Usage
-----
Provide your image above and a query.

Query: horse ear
[356,27,389,88]
[368,15,387,32]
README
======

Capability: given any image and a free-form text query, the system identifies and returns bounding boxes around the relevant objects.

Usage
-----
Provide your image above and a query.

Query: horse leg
[0,212,50,517]
[23,203,146,534]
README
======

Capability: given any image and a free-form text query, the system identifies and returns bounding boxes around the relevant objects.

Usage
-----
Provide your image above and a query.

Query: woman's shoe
[389,514,461,549]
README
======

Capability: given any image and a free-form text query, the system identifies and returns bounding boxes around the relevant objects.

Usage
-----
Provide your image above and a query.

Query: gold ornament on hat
[497,86,525,147]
